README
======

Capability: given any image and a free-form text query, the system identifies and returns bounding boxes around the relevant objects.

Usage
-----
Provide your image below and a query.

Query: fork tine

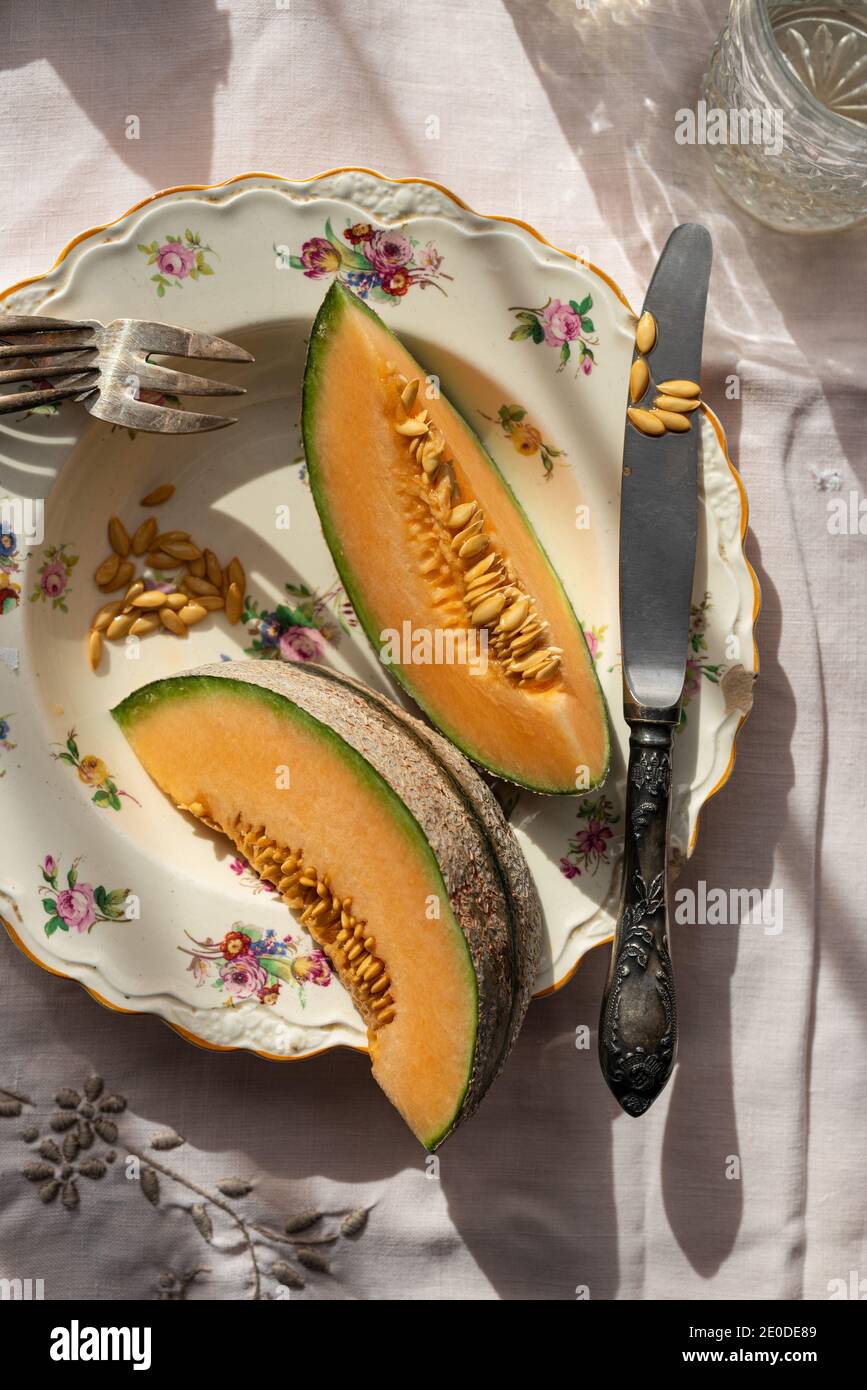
[126,359,246,397]
[83,393,235,434]
[0,314,95,333]
[0,363,100,387]
[109,320,254,363]
[0,381,98,415]
[0,335,98,358]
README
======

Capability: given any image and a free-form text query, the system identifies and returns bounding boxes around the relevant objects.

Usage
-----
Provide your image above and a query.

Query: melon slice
[111,661,541,1149]
[301,281,610,794]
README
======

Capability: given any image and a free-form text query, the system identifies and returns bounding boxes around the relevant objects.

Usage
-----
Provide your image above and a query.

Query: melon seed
[92,600,123,632]
[395,417,428,438]
[106,612,135,641]
[655,409,692,433]
[131,590,168,609]
[88,629,102,671]
[657,379,700,398]
[499,596,530,633]
[447,502,477,531]
[458,534,489,560]
[451,516,485,550]
[108,516,130,557]
[102,560,134,593]
[400,379,419,411]
[635,311,657,354]
[464,553,496,584]
[509,626,544,656]
[653,394,700,413]
[94,554,120,588]
[531,656,561,683]
[159,608,187,637]
[183,575,220,597]
[165,592,188,610]
[188,555,206,579]
[627,407,666,437]
[227,557,245,595]
[154,530,190,543]
[139,483,175,507]
[129,613,160,636]
[471,592,507,626]
[179,603,208,626]
[197,594,225,612]
[147,550,179,569]
[124,578,145,604]
[162,538,202,562]
[511,650,549,673]
[226,582,243,624]
[464,576,504,607]
[131,517,158,555]
[629,358,650,403]
[204,549,223,589]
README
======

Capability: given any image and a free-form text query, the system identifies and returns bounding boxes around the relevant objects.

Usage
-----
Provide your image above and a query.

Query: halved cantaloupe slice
[112,661,542,1149]
[302,281,610,794]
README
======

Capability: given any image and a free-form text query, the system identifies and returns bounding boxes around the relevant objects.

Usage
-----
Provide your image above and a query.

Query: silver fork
[0,314,254,433]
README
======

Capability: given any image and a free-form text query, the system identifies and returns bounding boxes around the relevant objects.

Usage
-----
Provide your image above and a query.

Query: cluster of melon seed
[204,813,396,1029]
[386,364,563,687]
[88,482,245,671]
[626,311,702,438]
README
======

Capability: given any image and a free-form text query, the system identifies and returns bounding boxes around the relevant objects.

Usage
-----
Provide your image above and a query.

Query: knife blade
[598,223,713,1116]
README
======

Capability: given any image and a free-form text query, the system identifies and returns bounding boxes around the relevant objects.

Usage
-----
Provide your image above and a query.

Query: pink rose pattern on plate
[277,218,450,301]
[137,229,216,296]
[39,855,132,937]
[181,923,332,1008]
[29,543,78,613]
[241,580,356,662]
[509,293,599,375]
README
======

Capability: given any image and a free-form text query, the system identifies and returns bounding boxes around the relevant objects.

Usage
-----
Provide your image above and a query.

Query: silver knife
[598,223,713,1116]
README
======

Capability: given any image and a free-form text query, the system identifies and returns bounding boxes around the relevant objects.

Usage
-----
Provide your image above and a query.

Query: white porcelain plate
[0,171,758,1059]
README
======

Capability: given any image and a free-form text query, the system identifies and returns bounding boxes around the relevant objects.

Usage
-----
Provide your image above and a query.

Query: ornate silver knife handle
[599,713,678,1115]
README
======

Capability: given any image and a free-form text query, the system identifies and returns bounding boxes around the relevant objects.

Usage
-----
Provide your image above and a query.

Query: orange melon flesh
[112,677,477,1149]
[303,282,610,793]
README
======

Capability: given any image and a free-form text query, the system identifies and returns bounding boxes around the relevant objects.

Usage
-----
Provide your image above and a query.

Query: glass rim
[754,0,867,148]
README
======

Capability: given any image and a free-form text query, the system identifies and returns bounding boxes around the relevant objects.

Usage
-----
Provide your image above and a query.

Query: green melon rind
[301,280,610,795]
[111,664,540,1148]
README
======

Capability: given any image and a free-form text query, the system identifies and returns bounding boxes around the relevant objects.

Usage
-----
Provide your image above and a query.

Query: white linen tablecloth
[0,0,864,1301]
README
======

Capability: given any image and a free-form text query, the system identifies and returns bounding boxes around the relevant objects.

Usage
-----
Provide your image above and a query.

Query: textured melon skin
[301,280,611,795]
[296,662,543,1083]
[113,661,542,1148]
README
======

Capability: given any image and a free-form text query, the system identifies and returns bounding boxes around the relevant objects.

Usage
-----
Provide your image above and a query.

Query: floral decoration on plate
[29,542,77,612]
[181,924,332,1008]
[276,218,450,301]
[559,794,621,879]
[681,591,725,726]
[51,730,140,812]
[241,580,356,662]
[0,521,23,614]
[509,294,599,375]
[39,855,132,938]
[137,230,216,296]
[482,403,566,478]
